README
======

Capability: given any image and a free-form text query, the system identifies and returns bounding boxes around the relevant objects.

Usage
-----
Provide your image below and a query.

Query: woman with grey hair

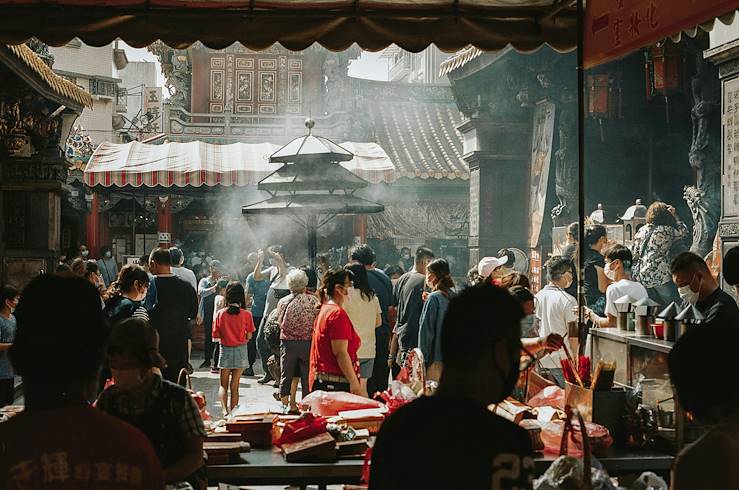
[275,268,319,412]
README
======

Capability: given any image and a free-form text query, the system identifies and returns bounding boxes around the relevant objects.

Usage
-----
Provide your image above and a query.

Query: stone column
[685,52,721,258]
[706,38,739,282]
[157,195,172,248]
[459,114,531,267]
[85,192,100,257]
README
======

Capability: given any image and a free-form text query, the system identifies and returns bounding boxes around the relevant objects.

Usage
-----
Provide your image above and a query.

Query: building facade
[382,46,450,85]
[0,43,91,287]
[48,41,126,146]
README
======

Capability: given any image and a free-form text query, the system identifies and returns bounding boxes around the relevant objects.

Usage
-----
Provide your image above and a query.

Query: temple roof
[366,100,468,180]
[3,44,93,109]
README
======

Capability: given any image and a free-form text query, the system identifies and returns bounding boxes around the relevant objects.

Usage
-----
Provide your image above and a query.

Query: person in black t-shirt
[370,285,534,490]
[671,252,739,327]
[147,248,199,383]
[722,246,739,298]
[389,247,435,370]
[583,225,610,316]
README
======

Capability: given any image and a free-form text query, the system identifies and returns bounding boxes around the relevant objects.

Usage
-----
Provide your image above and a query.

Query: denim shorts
[359,358,374,379]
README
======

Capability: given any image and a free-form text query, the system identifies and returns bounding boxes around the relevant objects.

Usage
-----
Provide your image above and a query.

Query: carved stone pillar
[459,114,531,267]
[157,195,172,248]
[551,94,578,227]
[684,52,721,258]
[706,37,739,283]
[85,192,100,256]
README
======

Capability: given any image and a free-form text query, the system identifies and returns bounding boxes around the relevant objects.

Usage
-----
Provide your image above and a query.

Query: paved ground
[188,352,348,490]
[189,351,286,420]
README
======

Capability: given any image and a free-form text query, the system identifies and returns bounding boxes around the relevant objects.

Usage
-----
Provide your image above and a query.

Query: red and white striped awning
[84,140,396,188]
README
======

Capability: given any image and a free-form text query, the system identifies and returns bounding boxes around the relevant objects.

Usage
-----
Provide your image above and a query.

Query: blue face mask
[520,314,537,336]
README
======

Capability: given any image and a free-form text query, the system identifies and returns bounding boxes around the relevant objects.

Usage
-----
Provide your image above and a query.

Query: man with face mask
[78,243,90,260]
[370,285,534,489]
[668,319,739,489]
[671,252,739,327]
[1,275,164,488]
[586,245,648,328]
[97,245,119,288]
[534,255,577,386]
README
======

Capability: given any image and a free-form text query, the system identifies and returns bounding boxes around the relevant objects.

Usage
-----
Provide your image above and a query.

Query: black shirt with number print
[370,395,534,490]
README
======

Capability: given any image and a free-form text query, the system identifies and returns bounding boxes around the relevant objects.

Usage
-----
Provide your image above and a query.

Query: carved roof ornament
[64,126,95,169]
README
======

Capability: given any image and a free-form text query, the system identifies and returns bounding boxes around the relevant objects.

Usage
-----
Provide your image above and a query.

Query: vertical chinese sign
[584,0,738,69]
[144,87,163,134]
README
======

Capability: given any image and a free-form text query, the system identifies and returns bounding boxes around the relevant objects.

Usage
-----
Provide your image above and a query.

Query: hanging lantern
[587,74,610,117]
[645,44,685,122]
[586,72,623,142]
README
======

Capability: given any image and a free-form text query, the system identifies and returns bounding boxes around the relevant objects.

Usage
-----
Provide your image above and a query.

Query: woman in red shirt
[213,281,255,415]
[309,268,362,395]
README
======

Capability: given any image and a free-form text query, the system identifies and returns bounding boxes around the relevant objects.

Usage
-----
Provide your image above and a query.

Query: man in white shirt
[586,245,648,328]
[534,256,577,374]
[169,247,198,292]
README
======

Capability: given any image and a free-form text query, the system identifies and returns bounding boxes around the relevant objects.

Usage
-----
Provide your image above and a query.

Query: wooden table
[208,447,674,487]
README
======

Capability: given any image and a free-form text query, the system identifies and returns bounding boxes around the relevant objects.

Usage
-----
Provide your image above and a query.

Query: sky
[121,42,390,92]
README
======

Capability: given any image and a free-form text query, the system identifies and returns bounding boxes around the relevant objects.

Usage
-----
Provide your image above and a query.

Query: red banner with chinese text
[584,0,737,69]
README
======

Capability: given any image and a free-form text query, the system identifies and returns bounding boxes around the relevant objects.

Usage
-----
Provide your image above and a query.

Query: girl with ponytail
[103,264,150,324]
[213,281,254,415]
[418,258,456,381]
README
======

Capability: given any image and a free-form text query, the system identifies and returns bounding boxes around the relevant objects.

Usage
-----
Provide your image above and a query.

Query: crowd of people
[2,207,739,488]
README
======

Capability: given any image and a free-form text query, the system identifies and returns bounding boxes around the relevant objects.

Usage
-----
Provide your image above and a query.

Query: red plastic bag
[527,385,565,410]
[274,412,328,448]
[300,390,383,416]
[540,419,613,457]
[376,380,417,414]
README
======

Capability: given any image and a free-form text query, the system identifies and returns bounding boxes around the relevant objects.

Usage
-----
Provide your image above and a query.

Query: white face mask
[81,250,89,258]
[104,251,112,259]
[678,275,701,305]
[604,262,616,281]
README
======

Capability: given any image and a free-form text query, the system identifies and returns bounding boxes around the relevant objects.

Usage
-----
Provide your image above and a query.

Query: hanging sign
[584,0,737,69]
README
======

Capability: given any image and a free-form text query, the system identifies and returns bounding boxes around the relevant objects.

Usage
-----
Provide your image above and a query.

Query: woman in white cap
[476,254,509,286]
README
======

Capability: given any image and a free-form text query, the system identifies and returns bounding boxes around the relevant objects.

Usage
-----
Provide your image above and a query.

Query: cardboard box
[565,382,626,444]
[282,432,337,462]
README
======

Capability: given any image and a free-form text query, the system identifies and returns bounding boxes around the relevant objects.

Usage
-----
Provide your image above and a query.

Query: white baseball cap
[477,255,509,279]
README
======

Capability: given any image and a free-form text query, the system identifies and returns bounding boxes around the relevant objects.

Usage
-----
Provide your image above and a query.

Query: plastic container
[652,322,664,339]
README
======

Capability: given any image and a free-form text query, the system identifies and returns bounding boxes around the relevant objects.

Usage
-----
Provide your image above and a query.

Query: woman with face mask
[103,264,151,324]
[97,319,207,489]
[583,225,611,317]
[417,258,455,382]
[0,285,19,407]
[97,245,119,288]
[309,268,362,395]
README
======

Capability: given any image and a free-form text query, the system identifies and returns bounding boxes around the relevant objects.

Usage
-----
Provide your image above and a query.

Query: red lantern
[645,44,684,122]
[646,45,683,97]
[587,74,610,117]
